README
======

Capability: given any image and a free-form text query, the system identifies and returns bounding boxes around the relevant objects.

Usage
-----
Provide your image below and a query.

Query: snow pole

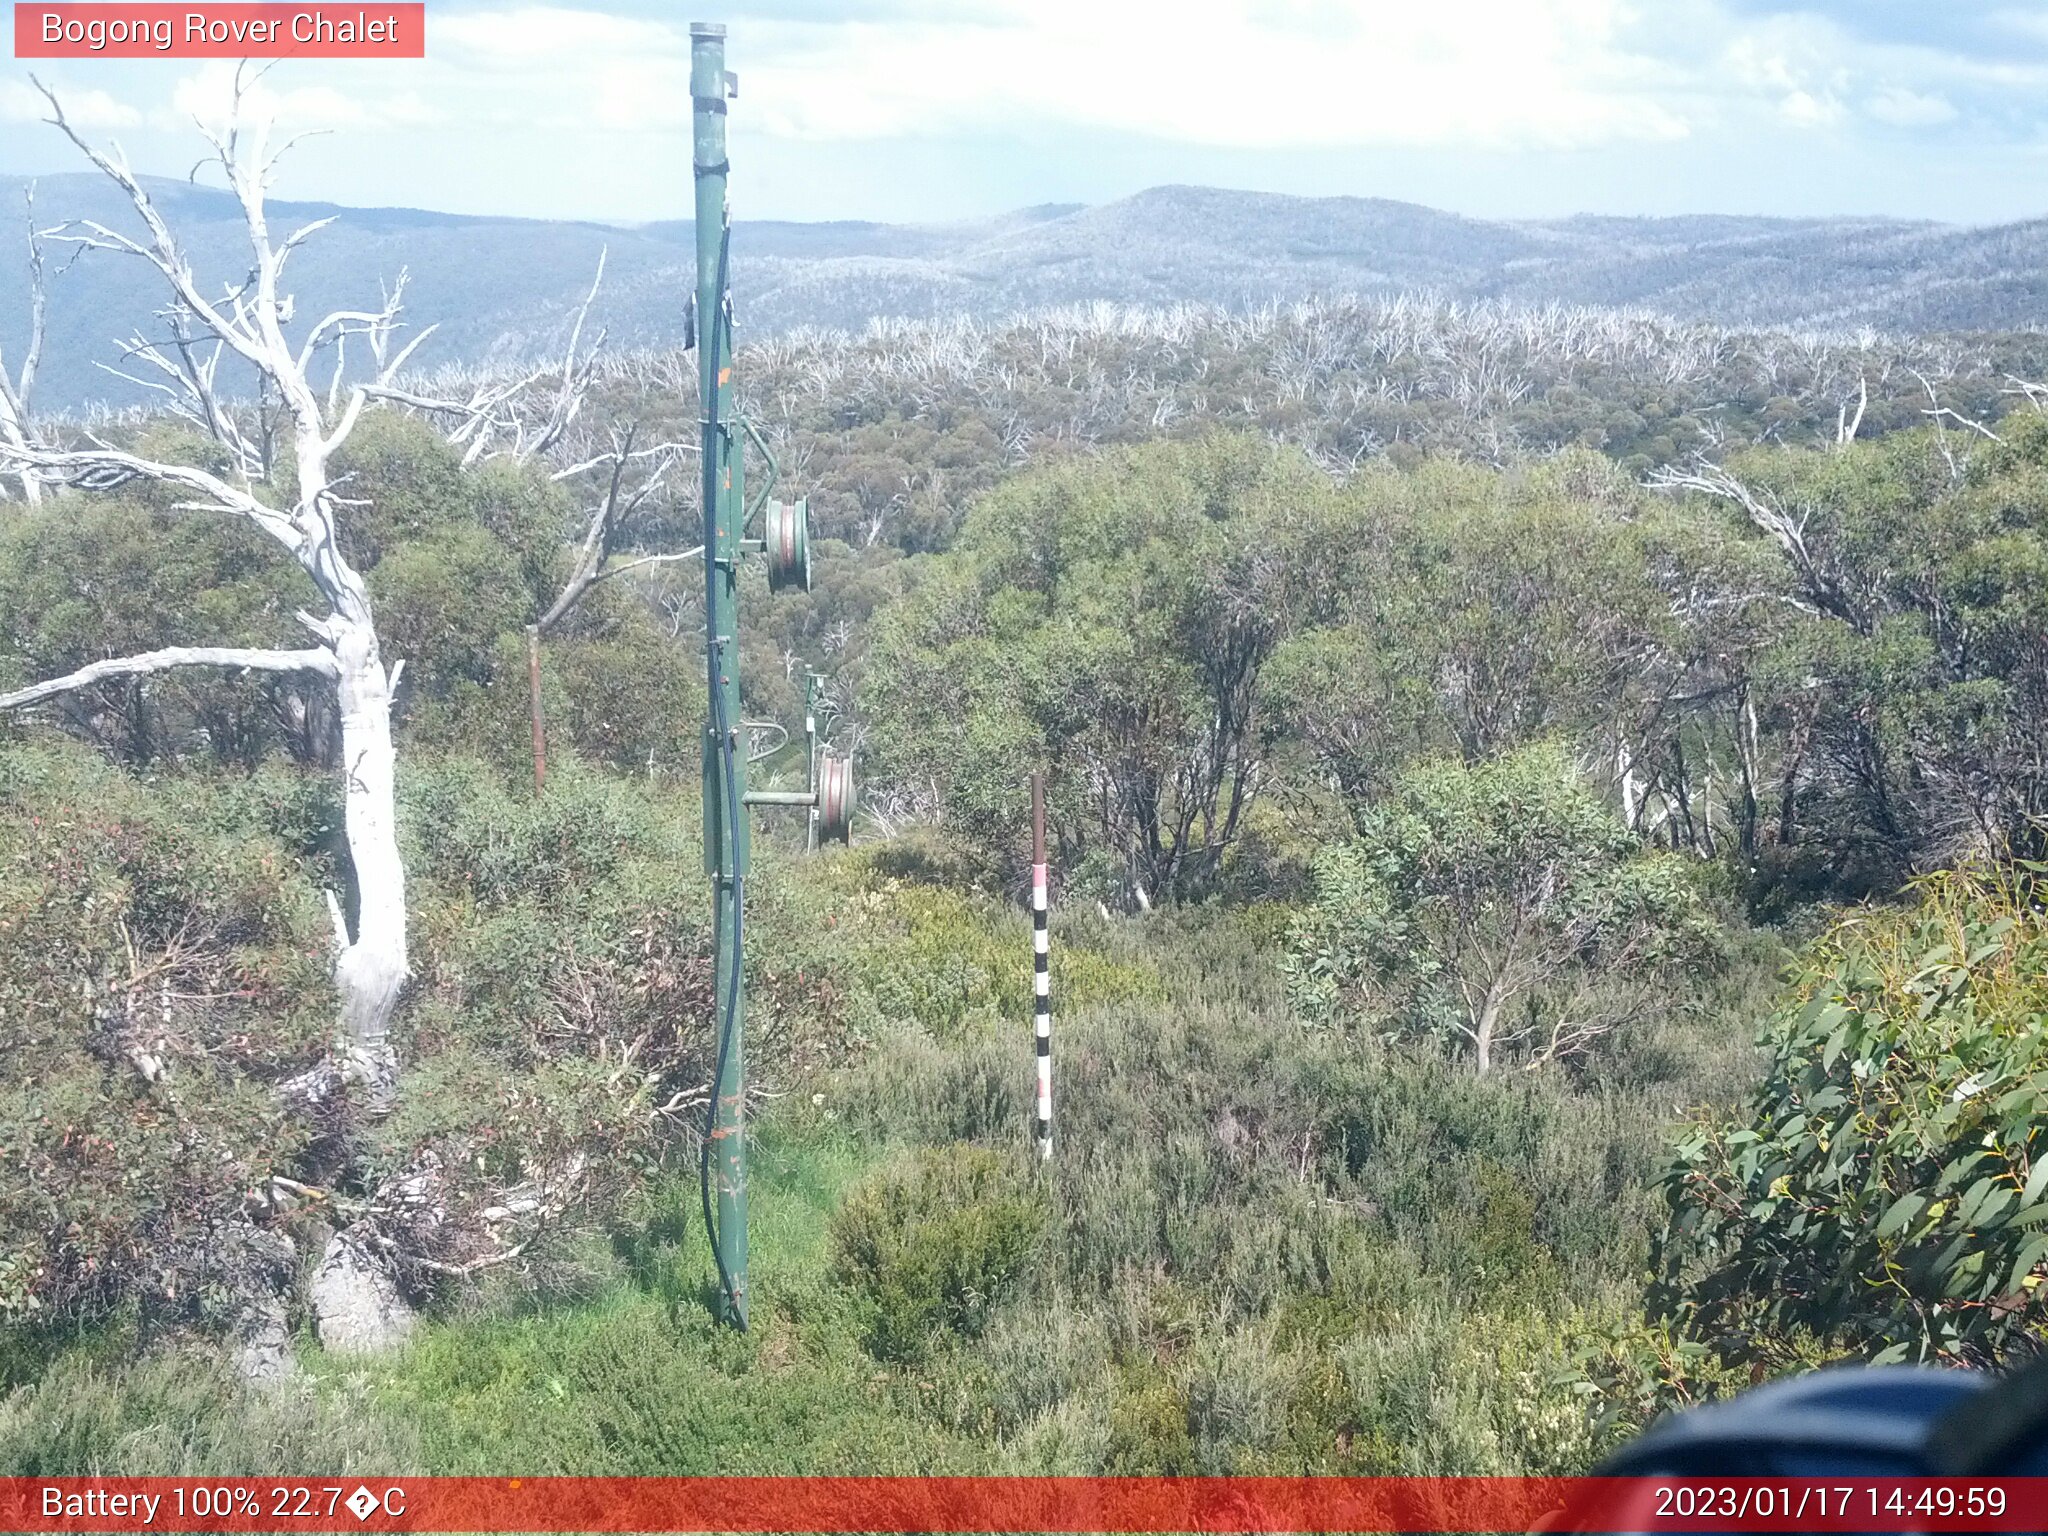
[1032,772,1052,1162]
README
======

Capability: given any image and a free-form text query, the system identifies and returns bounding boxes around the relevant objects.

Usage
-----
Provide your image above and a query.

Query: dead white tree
[369,253,609,467]
[1836,372,1867,446]
[0,185,48,503]
[1649,455,1862,629]
[1906,365,2003,485]
[0,78,426,1114]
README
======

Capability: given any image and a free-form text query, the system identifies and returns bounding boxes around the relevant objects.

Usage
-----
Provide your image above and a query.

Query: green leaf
[1876,1193,1927,1239]
[2022,1157,2048,1209]
[1957,1176,2001,1228]
[2006,1234,2048,1294]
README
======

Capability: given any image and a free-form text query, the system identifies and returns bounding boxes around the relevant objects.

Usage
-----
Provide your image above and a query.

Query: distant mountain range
[2,176,2045,409]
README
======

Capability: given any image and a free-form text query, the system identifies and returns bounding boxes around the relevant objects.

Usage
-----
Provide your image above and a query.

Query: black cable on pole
[697,212,746,1328]
[700,634,745,1329]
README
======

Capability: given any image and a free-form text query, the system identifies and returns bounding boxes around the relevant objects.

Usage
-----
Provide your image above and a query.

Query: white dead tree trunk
[0,186,48,504]
[1836,373,1866,447]
[0,79,429,1108]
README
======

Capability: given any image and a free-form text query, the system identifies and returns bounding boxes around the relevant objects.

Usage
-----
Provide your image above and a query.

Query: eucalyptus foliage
[863,433,1338,902]
[1657,867,2048,1364]
[1287,745,1720,1072]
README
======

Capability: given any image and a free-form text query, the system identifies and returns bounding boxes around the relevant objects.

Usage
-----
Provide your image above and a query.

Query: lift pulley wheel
[817,753,855,844]
[764,498,812,594]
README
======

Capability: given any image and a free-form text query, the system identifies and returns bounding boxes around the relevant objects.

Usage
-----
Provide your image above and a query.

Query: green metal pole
[692,19,747,1329]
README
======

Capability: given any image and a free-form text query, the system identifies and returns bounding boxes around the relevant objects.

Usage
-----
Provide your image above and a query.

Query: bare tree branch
[585,546,705,587]
[0,184,49,503]
[1649,455,1860,628]
[4,442,304,546]
[535,426,692,633]
[358,255,609,466]
[0,644,338,709]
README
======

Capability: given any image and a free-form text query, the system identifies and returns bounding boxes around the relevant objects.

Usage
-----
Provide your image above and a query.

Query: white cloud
[409,0,1697,149]
[434,6,683,66]
[1778,88,1843,128]
[17,1,2011,181]
[736,0,1693,150]
[1995,8,2048,46]
[0,80,141,128]
[1866,86,1957,127]
[426,7,692,130]
[0,0,2036,224]
[160,62,445,137]
[1718,19,1881,132]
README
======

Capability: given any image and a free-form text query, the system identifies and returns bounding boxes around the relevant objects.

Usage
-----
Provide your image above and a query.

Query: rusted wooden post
[526,624,547,793]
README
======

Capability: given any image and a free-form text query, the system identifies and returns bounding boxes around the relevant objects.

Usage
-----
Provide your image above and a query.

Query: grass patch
[338,1117,988,1474]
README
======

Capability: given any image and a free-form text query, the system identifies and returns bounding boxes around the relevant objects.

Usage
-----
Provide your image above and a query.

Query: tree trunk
[1617,741,1642,831]
[332,618,407,1113]
[1736,691,1760,862]
[1473,992,1498,1075]
[305,618,419,1355]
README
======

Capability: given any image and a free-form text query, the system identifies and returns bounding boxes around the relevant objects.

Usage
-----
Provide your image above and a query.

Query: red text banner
[4,1476,2048,1533]
[14,5,425,58]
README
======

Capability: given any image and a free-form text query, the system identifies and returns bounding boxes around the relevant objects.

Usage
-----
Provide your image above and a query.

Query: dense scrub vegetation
[9,293,2048,1475]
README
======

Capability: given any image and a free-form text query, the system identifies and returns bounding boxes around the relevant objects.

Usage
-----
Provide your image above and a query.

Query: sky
[1,0,2045,227]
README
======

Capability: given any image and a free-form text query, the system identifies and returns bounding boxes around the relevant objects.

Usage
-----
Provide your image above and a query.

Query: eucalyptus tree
[1652,413,2048,877]
[863,432,1335,904]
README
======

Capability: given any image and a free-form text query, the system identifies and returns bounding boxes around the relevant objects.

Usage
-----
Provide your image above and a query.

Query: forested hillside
[9,120,2048,1478]
[6,173,2048,410]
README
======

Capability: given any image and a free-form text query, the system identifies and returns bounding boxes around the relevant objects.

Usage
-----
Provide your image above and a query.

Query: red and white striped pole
[1031,772,1052,1162]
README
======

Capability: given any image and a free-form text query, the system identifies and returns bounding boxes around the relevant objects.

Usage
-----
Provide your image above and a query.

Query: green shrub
[1312,1048,1657,1300]
[357,1137,986,1476]
[0,742,331,1334]
[1656,866,2048,1367]
[861,433,1340,903]
[1286,743,1721,1073]
[1565,1312,1768,1451]
[830,1144,1048,1362]
[1104,1363,1198,1474]
[373,1292,981,1474]
[805,854,1161,1041]
[937,1287,1115,1443]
